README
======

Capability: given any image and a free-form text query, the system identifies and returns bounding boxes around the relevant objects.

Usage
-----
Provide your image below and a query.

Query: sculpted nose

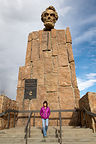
[48,16,50,19]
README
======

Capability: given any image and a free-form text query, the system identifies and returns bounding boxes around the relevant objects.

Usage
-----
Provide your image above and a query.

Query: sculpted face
[41,6,58,31]
[43,9,56,30]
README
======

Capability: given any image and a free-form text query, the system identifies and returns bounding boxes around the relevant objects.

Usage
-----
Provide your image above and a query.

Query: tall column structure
[16,6,80,126]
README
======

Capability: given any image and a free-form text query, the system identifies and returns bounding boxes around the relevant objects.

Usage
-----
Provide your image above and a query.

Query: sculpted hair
[41,6,58,22]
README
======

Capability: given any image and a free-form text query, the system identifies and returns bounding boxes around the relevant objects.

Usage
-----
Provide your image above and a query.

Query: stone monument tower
[16,6,80,126]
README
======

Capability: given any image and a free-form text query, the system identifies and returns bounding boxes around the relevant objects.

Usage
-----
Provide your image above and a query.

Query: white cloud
[0,0,96,99]
[86,73,96,79]
[59,6,72,17]
[77,73,96,91]
[80,15,96,25]
[74,27,96,44]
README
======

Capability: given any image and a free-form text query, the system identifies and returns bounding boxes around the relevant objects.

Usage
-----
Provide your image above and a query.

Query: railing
[24,111,33,144]
[0,109,77,144]
[24,109,76,144]
[78,107,96,133]
[0,107,96,143]
[0,109,18,128]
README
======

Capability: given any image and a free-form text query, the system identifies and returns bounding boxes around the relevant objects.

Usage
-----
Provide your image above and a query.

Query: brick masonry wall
[0,95,18,130]
[79,92,96,129]
[16,28,80,126]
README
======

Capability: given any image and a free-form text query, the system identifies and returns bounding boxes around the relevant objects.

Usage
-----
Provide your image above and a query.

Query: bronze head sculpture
[41,6,58,31]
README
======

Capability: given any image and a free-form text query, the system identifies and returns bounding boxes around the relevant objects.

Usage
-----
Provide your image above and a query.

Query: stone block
[43,50,52,58]
[0,95,18,129]
[70,61,78,88]
[58,44,67,55]
[66,43,74,62]
[58,87,75,109]
[32,31,39,40]
[79,92,96,129]
[38,85,47,100]
[44,57,53,73]
[28,33,32,42]
[32,60,44,85]
[41,31,48,51]
[51,38,58,56]
[74,88,80,107]
[52,56,58,73]
[66,27,72,43]
[58,67,71,86]
[25,41,32,66]
[51,29,56,38]
[58,54,68,67]
[16,88,24,103]
[45,73,58,92]
[46,92,59,104]
[31,39,40,61]
[56,30,66,44]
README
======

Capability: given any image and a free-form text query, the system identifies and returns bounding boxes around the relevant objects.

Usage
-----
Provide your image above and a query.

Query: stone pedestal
[16,28,80,126]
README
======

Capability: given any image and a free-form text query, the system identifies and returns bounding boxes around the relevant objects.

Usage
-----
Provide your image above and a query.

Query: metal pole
[59,111,62,144]
[80,110,82,127]
[7,112,10,129]
[29,120,31,137]
[14,112,16,127]
[26,130,27,144]
[33,113,35,127]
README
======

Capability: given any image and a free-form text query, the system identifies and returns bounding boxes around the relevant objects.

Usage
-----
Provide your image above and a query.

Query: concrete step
[0,126,96,144]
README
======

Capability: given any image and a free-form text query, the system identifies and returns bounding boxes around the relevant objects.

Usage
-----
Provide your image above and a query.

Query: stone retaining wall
[0,95,18,130]
[79,92,96,129]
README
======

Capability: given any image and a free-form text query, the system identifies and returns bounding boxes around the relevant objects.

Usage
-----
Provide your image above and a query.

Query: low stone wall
[79,92,96,130]
[0,95,18,130]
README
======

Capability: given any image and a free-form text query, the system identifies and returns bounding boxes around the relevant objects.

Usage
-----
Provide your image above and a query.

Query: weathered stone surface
[38,85,47,100]
[45,73,58,92]
[51,29,56,38]
[16,29,80,127]
[58,87,75,109]
[0,95,18,130]
[25,41,31,66]
[32,60,44,85]
[44,57,53,73]
[70,61,78,88]
[57,30,66,44]
[58,44,67,55]
[58,54,68,67]
[51,38,58,56]
[41,31,48,51]
[20,66,31,80]
[28,33,32,42]
[79,92,96,129]
[16,88,24,103]
[46,92,59,104]
[58,67,71,86]
[52,56,58,73]
[31,39,40,61]
[58,43,68,67]
[32,31,39,40]
[67,43,74,62]
[66,27,72,43]
[74,88,80,107]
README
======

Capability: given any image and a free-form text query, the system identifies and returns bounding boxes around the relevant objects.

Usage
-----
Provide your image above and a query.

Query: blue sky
[0,0,96,99]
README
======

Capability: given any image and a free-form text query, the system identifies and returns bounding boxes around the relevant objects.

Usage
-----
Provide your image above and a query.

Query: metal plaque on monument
[24,79,37,100]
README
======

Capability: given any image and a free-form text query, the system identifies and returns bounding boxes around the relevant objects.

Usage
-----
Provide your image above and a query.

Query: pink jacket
[40,106,50,119]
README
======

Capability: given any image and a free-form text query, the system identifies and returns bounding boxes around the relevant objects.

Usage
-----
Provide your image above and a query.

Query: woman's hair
[43,101,48,107]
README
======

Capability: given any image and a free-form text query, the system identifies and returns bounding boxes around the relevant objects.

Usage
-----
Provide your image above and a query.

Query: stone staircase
[0,126,96,144]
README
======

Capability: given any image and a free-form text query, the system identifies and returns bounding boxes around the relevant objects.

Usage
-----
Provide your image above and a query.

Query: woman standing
[40,101,50,137]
